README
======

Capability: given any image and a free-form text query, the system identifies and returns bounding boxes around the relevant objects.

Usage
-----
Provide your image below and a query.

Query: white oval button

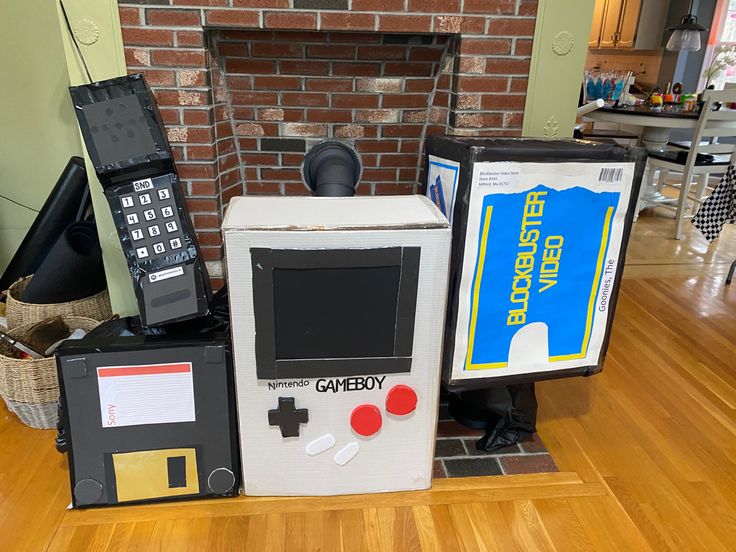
[306,434,336,456]
[334,442,359,466]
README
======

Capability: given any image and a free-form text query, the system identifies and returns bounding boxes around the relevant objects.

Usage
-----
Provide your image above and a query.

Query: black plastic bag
[450,383,537,452]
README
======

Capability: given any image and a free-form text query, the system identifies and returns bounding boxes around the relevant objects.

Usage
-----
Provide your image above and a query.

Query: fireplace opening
[207,30,455,201]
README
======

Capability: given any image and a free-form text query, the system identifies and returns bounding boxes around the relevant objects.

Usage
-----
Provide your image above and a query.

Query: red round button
[385,385,417,415]
[350,404,382,436]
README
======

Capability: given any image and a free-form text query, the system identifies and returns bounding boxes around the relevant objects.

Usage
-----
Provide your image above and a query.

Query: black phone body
[70,74,211,326]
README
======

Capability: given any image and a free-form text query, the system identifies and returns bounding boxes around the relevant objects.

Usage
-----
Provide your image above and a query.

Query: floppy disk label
[97,362,195,428]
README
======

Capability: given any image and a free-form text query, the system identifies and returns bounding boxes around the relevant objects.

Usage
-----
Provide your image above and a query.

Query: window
[701,0,736,89]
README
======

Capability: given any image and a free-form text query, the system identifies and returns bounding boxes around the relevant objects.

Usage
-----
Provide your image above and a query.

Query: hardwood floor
[1,211,735,551]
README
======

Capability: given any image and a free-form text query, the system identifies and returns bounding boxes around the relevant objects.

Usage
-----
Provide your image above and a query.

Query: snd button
[385,385,417,415]
[350,404,382,436]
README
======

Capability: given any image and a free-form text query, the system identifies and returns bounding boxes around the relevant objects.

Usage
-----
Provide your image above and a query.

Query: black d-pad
[268,397,309,438]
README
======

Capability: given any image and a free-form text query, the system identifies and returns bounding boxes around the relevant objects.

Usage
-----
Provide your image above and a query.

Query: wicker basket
[4,398,58,430]
[4,275,112,329]
[0,316,100,429]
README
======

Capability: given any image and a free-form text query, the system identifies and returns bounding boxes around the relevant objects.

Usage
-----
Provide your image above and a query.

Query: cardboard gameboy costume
[223,195,451,496]
[425,137,647,389]
[57,318,240,507]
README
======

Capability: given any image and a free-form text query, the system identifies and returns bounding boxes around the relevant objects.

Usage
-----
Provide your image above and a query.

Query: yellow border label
[465,205,615,370]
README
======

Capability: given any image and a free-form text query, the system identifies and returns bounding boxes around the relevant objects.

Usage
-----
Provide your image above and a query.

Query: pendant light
[666,0,709,52]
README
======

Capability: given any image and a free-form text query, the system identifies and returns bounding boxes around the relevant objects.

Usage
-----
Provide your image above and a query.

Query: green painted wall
[522,0,596,139]
[1,0,139,316]
[55,0,138,316]
[0,0,83,275]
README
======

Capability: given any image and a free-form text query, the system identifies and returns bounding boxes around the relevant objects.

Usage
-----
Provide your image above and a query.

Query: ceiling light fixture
[666,0,709,52]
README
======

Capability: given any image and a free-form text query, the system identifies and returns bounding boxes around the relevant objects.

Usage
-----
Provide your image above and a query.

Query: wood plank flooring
[1,212,735,551]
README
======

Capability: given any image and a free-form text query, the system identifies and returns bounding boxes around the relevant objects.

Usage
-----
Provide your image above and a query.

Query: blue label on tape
[465,185,619,369]
[426,158,459,220]
[428,175,447,215]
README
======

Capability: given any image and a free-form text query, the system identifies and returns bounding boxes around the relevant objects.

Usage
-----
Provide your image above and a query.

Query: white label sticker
[97,362,195,428]
[133,178,153,192]
[476,165,521,188]
[149,265,184,283]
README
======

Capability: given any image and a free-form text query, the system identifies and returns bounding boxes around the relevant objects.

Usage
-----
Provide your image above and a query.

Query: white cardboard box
[223,196,451,496]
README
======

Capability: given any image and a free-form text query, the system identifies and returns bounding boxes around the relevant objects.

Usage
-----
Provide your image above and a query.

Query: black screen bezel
[251,247,420,380]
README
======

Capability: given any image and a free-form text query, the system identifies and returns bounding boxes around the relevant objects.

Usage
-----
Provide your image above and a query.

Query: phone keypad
[119,178,187,263]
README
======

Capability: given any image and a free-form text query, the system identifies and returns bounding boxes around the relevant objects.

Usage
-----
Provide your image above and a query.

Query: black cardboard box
[57,331,240,507]
[424,137,647,390]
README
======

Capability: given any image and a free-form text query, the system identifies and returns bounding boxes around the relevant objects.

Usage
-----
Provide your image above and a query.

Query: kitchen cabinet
[589,0,664,49]
[589,0,607,47]
[617,0,642,47]
[599,0,625,48]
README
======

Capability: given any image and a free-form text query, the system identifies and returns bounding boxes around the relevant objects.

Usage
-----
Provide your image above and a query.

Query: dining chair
[638,89,736,239]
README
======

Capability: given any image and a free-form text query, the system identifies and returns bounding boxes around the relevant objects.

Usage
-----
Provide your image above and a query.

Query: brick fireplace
[118,0,538,285]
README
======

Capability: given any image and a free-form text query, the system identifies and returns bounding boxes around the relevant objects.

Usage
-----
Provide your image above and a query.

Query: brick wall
[119,0,538,283]
[212,30,453,197]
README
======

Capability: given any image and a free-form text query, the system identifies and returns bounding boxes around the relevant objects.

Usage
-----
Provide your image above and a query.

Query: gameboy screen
[273,266,401,360]
[80,95,157,166]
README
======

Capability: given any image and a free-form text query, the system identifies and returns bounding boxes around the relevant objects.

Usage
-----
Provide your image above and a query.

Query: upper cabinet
[617,0,642,48]
[599,0,626,48]
[589,0,608,47]
[589,0,669,50]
